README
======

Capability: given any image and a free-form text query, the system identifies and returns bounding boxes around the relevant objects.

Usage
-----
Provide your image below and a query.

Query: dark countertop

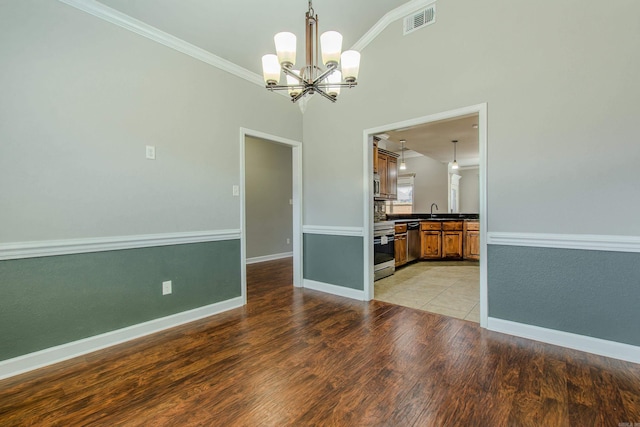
[388,213,479,222]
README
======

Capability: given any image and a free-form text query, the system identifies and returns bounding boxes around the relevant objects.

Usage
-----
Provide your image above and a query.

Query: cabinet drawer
[394,224,407,234]
[420,221,441,231]
[464,221,479,231]
[442,221,463,231]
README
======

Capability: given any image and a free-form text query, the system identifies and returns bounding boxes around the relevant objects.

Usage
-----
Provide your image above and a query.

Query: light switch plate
[232,185,239,196]
[146,145,156,160]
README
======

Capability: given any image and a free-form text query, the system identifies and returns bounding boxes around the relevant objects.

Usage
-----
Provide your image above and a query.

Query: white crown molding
[352,0,437,51]
[0,297,244,380]
[487,232,640,253]
[303,225,364,237]
[58,0,432,88]
[303,279,366,301]
[246,252,293,265]
[0,229,241,260]
[57,0,263,86]
[488,317,640,364]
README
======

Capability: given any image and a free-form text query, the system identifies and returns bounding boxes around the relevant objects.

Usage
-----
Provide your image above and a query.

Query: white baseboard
[245,252,293,265]
[488,317,640,364]
[303,279,366,301]
[0,297,244,380]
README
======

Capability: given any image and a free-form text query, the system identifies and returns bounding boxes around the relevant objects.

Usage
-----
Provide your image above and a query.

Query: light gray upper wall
[0,0,302,243]
[303,0,640,235]
[459,167,479,214]
[245,136,292,258]
[402,156,448,214]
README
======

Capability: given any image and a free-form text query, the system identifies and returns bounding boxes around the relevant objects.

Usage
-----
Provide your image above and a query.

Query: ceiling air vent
[403,4,436,35]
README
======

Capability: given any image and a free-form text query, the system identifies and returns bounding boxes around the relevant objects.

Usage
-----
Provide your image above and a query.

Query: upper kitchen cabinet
[375,148,399,201]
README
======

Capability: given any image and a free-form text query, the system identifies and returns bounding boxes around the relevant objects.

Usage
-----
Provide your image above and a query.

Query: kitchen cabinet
[464,221,480,260]
[375,149,398,200]
[442,221,463,259]
[394,227,407,267]
[420,222,442,259]
[373,139,379,174]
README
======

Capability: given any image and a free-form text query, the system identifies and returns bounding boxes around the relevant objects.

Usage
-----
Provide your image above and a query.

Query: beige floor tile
[421,303,470,320]
[375,260,480,323]
[464,311,481,322]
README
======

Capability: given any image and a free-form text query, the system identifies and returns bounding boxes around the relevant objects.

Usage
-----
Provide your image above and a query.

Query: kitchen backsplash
[374,201,387,222]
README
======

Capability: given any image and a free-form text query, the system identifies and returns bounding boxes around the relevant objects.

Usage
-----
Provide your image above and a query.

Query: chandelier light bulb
[274,32,297,67]
[400,161,407,170]
[320,31,342,66]
[326,70,342,97]
[261,54,281,85]
[340,50,360,82]
[286,70,301,97]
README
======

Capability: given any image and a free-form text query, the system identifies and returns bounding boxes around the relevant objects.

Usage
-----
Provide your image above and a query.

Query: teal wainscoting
[303,234,364,290]
[0,240,241,361]
[488,244,640,347]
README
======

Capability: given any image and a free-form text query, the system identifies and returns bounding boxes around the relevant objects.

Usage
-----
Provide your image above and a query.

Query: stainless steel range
[374,221,395,281]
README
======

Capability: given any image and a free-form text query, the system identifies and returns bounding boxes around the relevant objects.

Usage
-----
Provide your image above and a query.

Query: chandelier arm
[313,86,337,103]
[290,86,314,103]
[282,66,304,83]
[315,82,358,89]
[312,63,338,86]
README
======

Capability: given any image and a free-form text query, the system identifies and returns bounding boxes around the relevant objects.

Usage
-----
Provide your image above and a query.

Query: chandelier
[261,0,361,104]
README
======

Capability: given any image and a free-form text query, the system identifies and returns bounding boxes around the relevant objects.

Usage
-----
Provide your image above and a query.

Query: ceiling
[380,114,480,167]
[92,1,478,165]
[97,0,409,76]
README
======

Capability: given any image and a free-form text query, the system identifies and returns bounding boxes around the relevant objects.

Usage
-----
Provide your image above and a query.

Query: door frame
[240,128,303,305]
[362,103,488,328]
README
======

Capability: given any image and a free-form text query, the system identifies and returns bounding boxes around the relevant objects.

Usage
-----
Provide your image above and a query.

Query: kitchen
[372,114,481,322]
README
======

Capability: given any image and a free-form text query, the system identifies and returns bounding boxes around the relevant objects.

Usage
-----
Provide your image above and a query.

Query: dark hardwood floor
[1,258,639,426]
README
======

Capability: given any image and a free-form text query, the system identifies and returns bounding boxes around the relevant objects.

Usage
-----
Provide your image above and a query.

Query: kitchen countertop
[388,213,479,223]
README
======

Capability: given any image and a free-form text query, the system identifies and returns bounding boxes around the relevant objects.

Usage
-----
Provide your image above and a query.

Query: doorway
[362,104,488,327]
[240,128,303,304]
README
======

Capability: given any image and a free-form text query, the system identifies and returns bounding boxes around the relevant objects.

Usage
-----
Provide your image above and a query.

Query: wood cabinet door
[394,234,407,267]
[464,231,480,260]
[387,156,398,200]
[442,231,463,258]
[373,141,379,174]
[421,231,441,259]
[378,153,388,198]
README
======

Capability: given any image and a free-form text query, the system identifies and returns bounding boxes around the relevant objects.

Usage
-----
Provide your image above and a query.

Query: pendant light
[451,140,459,170]
[399,139,407,170]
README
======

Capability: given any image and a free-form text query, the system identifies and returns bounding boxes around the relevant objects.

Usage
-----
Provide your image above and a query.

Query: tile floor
[374,260,480,322]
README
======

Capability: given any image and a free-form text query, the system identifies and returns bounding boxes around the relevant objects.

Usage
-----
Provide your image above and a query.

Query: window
[386,175,414,214]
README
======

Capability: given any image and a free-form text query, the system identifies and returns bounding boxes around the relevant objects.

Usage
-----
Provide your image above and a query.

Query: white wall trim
[487,232,640,253]
[246,252,293,265]
[0,229,241,261]
[488,317,640,365]
[303,225,364,237]
[352,0,437,51]
[0,297,244,380]
[303,279,366,301]
[57,0,263,87]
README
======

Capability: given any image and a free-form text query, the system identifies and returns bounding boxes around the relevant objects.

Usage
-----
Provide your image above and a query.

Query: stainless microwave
[373,173,381,198]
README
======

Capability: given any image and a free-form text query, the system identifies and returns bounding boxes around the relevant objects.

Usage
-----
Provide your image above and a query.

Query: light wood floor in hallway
[375,260,480,322]
[1,258,639,426]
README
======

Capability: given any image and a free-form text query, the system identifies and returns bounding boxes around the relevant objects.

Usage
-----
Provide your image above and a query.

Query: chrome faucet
[430,203,438,218]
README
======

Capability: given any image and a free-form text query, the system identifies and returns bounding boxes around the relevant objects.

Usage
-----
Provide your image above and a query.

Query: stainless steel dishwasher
[406,221,421,262]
